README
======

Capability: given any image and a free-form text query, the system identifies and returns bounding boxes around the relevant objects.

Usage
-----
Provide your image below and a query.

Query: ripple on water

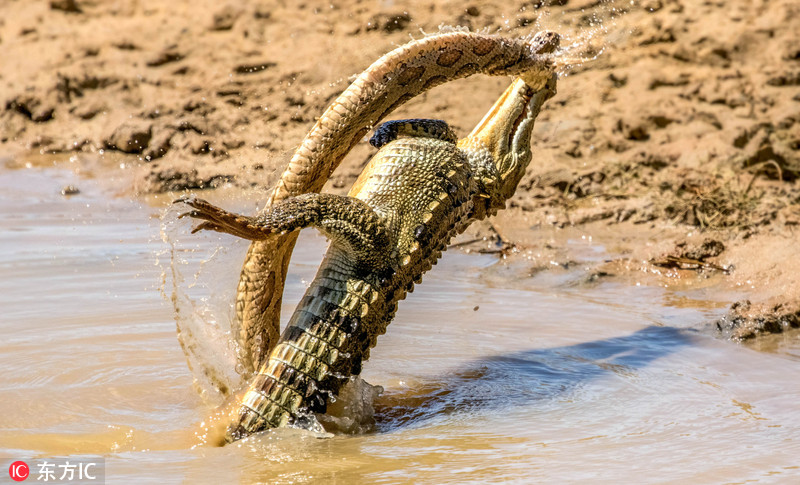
[2,163,800,483]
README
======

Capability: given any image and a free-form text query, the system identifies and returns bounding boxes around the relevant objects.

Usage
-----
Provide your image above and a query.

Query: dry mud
[1,0,798,343]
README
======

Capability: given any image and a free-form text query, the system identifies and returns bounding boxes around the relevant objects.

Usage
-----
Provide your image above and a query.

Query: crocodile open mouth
[508,86,534,150]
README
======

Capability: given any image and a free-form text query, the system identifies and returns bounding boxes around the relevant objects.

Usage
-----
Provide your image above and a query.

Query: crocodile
[176,30,559,443]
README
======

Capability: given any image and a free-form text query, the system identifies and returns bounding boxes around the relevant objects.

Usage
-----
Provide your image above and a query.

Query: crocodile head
[459,73,558,214]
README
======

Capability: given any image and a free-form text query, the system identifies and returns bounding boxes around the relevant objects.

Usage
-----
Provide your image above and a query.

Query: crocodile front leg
[175,196,395,441]
[176,195,392,270]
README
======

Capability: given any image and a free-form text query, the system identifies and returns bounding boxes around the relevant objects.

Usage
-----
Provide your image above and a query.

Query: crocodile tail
[228,267,381,441]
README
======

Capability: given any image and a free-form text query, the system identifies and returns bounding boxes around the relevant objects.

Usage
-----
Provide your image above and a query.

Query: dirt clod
[146,50,184,67]
[105,121,152,154]
[715,300,800,340]
[50,0,81,14]
[366,12,411,33]
[6,95,55,122]
[210,5,242,31]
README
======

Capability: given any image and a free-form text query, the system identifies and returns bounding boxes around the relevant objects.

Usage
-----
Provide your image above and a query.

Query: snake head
[529,31,561,55]
[518,31,561,91]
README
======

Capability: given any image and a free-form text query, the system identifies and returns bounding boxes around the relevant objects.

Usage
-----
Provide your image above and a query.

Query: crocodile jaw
[459,74,558,210]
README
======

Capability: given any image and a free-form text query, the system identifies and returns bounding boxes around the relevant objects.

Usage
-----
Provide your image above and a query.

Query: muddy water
[2,163,799,484]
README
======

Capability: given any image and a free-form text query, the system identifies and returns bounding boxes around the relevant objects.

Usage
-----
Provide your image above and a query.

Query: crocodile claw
[190,221,222,234]
[174,196,271,240]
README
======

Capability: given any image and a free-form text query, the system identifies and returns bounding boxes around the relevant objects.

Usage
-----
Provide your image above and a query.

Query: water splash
[524,0,636,77]
[430,0,634,78]
[159,196,385,434]
[158,199,248,404]
[317,377,384,434]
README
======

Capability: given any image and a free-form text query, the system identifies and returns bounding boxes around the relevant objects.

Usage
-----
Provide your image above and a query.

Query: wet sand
[1,1,798,335]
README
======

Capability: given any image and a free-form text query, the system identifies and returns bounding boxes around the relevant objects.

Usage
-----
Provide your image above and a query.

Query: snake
[234,30,561,375]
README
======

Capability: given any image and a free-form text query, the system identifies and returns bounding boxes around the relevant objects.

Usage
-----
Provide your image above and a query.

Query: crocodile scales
[176,31,560,443]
